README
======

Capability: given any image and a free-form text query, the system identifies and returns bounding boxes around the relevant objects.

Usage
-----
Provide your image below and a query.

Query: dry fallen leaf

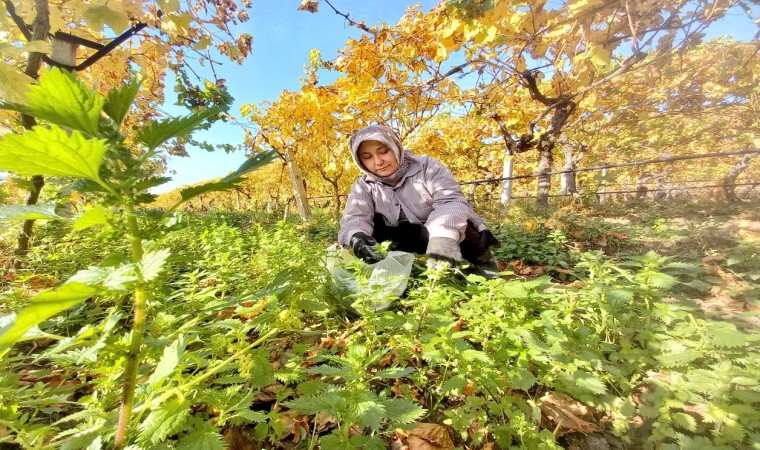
[407,422,454,450]
[539,392,600,437]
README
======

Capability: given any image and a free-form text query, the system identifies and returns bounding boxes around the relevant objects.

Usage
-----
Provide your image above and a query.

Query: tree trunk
[500,150,514,204]
[13,0,52,266]
[536,142,553,207]
[723,155,754,202]
[560,135,583,197]
[285,148,312,221]
[598,167,608,204]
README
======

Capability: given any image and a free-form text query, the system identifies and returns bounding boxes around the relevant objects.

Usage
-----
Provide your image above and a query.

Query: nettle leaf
[0,204,63,221]
[568,370,607,395]
[73,206,109,231]
[382,398,426,426]
[139,249,172,282]
[25,68,105,136]
[177,150,278,205]
[375,367,414,379]
[148,335,186,387]
[643,271,678,290]
[68,263,137,292]
[671,412,697,432]
[138,398,192,445]
[307,365,352,377]
[0,126,107,182]
[353,394,386,431]
[507,367,537,391]
[709,325,746,348]
[440,375,468,395]
[137,107,220,151]
[284,392,346,416]
[104,79,140,126]
[0,282,96,356]
[220,150,279,183]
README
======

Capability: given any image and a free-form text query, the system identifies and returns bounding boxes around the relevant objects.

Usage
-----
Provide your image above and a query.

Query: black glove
[479,229,500,250]
[350,232,385,264]
[426,237,462,270]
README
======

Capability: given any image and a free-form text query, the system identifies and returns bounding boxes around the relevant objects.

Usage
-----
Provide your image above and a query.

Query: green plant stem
[134,328,279,413]
[114,208,147,450]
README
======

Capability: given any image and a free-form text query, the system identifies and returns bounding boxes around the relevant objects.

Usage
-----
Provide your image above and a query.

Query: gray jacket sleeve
[422,157,480,241]
[338,179,376,247]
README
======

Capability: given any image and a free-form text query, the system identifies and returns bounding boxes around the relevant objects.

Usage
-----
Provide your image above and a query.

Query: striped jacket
[338,154,487,246]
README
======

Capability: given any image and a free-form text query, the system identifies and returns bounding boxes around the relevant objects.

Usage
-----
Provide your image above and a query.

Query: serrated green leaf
[133,176,172,192]
[354,398,386,430]
[219,150,279,183]
[148,335,185,387]
[68,263,137,292]
[307,365,352,377]
[235,409,268,423]
[177,430,227,450]
[139,249,171,281]
[440,376,468,395]
[645,272,678,289]
[137,108,220,151]
[382,398,425,426]
[0,204,63,221]
[608,288,634,302]
[284,392,345,416]
[375,367,414,379]
[568,370,607,394]
[0,126,107,182]
[73,206,109,231]
[138,398,191,445]
[179,180,239,203]
[174,151,277,206]
[507,367,537,391]
[656,341,701,367]
[104,79,140,126]
[461,349,491,363]
[0,282,96,356]
[672,412,697,432]
[709,326,746,348]
[25,68,104,136]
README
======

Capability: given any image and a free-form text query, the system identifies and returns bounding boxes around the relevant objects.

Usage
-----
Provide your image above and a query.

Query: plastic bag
[325,243,414,312]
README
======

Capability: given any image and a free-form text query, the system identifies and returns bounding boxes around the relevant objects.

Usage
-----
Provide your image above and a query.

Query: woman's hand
[350,232,385,264]
[426,237,462,269]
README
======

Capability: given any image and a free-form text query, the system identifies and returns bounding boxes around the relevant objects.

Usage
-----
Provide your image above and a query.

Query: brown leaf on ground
[223,426,259,450]
[539,392,601,437]
[407,422,454,450]
[314,411,336,433]
[255,383,285,403]
[509,260,546,277]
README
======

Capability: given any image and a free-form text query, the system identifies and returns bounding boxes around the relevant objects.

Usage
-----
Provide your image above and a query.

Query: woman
[338,124,500,276]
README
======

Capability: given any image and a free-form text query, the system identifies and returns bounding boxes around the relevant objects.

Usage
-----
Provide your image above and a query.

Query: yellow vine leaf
[588,46,611,66]
[0,63,33,103]
[193,36,211,51]
[161,14,191,38]
[82,2,130,33]
[157,0,181,14]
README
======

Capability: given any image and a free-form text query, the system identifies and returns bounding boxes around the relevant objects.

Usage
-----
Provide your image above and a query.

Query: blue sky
[156,0,439,194]
[154,1,757,194]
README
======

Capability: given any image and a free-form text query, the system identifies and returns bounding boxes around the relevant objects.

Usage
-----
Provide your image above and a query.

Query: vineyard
[1,0,759,449]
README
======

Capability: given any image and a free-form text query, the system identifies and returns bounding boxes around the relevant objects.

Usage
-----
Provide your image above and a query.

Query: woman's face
[357,140,399,177]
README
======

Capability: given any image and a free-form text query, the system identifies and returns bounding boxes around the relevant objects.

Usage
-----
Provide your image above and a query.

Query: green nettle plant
[0,68,277,448]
